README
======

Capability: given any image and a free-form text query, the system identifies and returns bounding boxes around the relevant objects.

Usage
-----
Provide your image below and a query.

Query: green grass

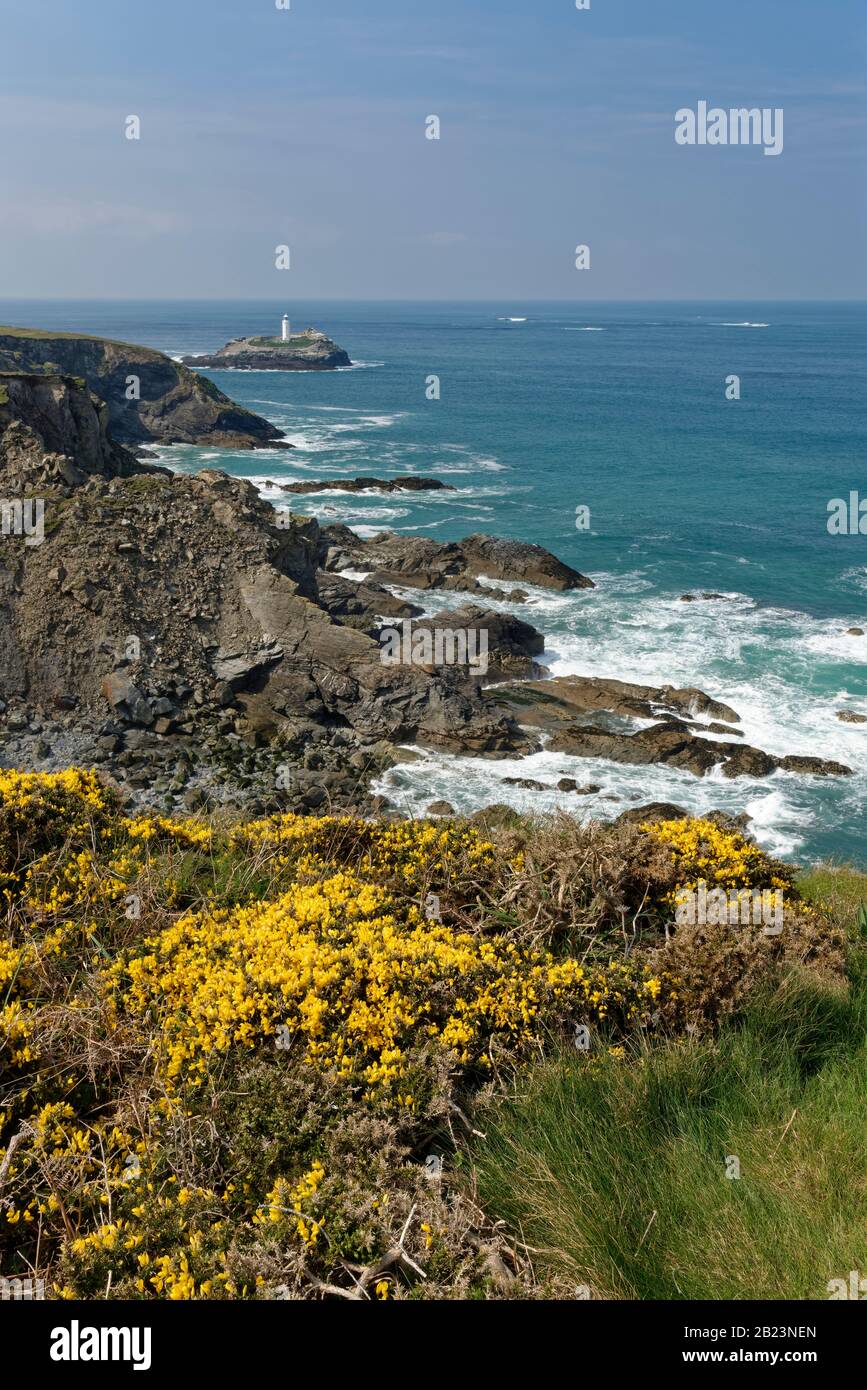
[798,865,867,934]
[248,335,318,350]
[472,876,867,1300]
[0,324,140,348]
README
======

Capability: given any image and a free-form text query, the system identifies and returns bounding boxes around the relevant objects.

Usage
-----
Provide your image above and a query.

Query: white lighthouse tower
[281,314,290,342]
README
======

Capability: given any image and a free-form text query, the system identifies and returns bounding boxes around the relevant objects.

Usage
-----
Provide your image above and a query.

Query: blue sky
[0,0,864,298]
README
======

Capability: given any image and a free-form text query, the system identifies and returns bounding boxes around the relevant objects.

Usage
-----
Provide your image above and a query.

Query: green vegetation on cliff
[0,772,860,1301]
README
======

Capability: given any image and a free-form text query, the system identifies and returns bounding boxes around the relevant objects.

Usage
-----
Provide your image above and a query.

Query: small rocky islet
[0,324,857,821]
[181,324,351,372]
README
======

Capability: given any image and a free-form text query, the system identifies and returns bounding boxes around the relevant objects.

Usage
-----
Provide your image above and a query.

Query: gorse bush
[0,771,848,1300]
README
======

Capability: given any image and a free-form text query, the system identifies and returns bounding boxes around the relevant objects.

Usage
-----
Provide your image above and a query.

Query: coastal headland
[0,327,852,820]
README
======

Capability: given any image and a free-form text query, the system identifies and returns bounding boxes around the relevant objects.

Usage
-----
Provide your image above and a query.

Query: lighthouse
[281,314,290,342]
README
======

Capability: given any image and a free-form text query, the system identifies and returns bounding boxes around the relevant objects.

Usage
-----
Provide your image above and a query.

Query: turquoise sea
[2,299,865,864]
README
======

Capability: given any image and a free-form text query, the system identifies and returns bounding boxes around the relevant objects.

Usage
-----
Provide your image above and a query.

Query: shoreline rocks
[0,355,857,816]
[487,676,851,780]
[281,475,455,495]
[544,721,850,780]
[488,675,740,729]
[323,528,593,595]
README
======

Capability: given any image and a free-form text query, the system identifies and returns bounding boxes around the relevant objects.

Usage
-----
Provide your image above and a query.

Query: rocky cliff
[0,371,150,488]
[0,364,851,817]
[0,327,287,450]
[0,431,548,812]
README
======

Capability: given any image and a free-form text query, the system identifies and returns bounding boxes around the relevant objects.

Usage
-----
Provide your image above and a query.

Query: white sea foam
[434,456,507,473]
[302,503,411,524]
[373,748,808,858]
[279,432,366,454]
[392,513,493,530]
[719,322,770,328]
[350,524,395,539]
[840,567,867,594]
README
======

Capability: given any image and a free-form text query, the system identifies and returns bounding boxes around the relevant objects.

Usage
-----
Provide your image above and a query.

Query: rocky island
[182,321,352,372]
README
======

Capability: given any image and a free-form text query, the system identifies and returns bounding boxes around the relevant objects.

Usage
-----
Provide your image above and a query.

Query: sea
[2,299,864,866]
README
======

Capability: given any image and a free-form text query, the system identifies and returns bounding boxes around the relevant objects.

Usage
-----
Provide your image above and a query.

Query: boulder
[616,802,690,825]
[401,605,546,684]
[777,754,854,777]
[100,673,154,727]
[211,640,284,690]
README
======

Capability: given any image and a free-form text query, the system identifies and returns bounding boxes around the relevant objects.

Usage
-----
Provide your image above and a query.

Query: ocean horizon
[3,297,864,865]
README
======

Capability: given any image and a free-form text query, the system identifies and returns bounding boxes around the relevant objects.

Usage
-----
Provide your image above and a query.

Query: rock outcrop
[0,464,539,814]
[182,327,351,372]
[397,605,547,684]
[323,528,593,595]
[544,722,774,778]
[0,372,146,488]
[0,327,287,450]
[487,676,852,780]
[281,476,455,495]
[489,675,740,729]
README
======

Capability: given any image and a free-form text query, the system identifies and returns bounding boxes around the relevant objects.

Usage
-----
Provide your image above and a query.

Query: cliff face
[0,371,145,488]
[0,466,528,759]
[0,328,287,450]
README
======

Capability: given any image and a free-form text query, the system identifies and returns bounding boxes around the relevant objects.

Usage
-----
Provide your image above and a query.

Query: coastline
[1,300,864,865]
